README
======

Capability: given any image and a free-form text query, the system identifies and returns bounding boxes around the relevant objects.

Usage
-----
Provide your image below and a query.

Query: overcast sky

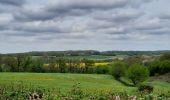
[0,0,170,53]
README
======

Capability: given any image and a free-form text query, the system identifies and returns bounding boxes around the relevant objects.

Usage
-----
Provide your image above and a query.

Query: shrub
[160,53,170,61]
[110,61,126,79]
[96,65,108,74]
[148,60,170,76]
[126,64,149,85]
[138,84,153,93]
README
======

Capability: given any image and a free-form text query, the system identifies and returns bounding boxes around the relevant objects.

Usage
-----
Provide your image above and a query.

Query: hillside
[1,50,170,57]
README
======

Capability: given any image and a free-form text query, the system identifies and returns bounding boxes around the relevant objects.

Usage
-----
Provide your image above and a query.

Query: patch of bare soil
[150,73,170,83]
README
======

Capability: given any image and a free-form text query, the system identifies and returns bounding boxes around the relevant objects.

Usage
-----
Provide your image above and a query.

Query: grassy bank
[0,73,169,94]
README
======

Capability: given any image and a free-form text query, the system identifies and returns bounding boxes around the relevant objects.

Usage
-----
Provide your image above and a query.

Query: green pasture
[0,73,169,94]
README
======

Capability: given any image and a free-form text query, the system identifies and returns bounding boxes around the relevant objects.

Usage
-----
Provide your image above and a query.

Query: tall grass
[0,82,169,100]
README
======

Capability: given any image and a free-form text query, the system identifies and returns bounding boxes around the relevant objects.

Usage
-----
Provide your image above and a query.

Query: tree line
[0,55,108,74]
[110,53,170,85]
[1,50,170,57]
[0,53,170,86]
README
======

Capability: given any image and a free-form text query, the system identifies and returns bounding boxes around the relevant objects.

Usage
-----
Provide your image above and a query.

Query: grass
[63,55,126,61]
[0,73,132,92]
[148,80,170,94]
[0,73,169,95]
[64,55,114,60]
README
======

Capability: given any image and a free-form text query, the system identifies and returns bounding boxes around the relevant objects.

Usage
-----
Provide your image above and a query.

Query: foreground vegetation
[0,51,170,99]
[0,73,169,99]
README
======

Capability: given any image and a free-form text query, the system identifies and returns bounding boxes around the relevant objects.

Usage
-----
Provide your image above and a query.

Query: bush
[96,65,108,74]
[126,64,149,85]
[0,82,169,99]
[160,53,170,61]
[138,84,153,93]
[110,61,126,79]
[148,60,170,76]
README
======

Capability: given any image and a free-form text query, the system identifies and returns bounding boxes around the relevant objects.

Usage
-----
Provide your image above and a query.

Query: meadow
[0,73,130,92]
[1,52,170,99]
[64,55,114,60]
[0,72,169,95]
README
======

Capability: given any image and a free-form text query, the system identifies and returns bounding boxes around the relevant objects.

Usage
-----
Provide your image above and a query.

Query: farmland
[0,73,169,94]
[0,51,170,99]
[0,73,129,91]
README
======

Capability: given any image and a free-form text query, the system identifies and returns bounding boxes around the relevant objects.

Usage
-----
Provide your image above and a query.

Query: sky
[0,0,170,53]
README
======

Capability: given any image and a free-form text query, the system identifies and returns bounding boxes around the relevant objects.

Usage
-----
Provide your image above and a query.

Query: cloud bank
[0,0,170,53]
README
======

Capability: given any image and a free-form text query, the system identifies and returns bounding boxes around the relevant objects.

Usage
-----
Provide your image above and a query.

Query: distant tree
[0,55,2,65]
[42,54,49,64]
[0,55,2,72]
[48,57,57,73]
[30,58,43,73]
[67,59,79,73]
[16,55,23,72]
[110,61,126,79]
[22,56,32,72]
[57,58,67,73]
[148,60,161,76]
[124,56,144,67]
[3,57,18,72]
[160,53,170,61]
[83,59,94,73]
[148,60,170,76]
[96,65,108,74]
[0,65,2,72]
[126,64,149,85]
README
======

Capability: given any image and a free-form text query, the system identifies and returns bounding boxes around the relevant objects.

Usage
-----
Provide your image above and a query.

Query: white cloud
[0,0,170,53]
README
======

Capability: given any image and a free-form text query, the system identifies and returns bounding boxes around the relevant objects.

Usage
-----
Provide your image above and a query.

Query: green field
[0,73,169,94]
[63,55,115,60]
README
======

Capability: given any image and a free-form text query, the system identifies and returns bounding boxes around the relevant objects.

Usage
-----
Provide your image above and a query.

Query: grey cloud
[0,30,38,37]
[141,28,170,35]
[0,0,25,6]
[135,24,162,30]
[13,0,130,21]
[112,12,141,23]
[96,27,127,35]
[0,13,13,30]
[93,10,142,23]
[1,0,170,53]
[12,0,155,22]
[14,9,56,21]
[108,34,130,40]
[11,17,81,33]
[38,33,89,41]
[134,18,163,30]
[129,0,156,8]
[159,14,170,20]
[47,0,128,11]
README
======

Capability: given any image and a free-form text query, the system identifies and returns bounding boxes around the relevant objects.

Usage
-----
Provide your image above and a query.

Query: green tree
[48,57,57,73]
[0,55,2,65]
[57,58,66,73]
[124,56,144,67]
[3,57,18,72]
[148,60,170,76]
[96,65,108,74]
[160,53,170,61]
[16,55,23,72]
[126,64,149,85]
[83,59,94,73]
[30,58,43,72]
[110,61,126,79]
[22,56,32,72]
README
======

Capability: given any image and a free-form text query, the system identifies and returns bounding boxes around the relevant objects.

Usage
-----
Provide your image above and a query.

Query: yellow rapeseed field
[43,62,111,68]
[94,62,111,66]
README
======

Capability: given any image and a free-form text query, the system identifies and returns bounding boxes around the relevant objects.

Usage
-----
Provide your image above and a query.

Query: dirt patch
[150,73,170,83]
